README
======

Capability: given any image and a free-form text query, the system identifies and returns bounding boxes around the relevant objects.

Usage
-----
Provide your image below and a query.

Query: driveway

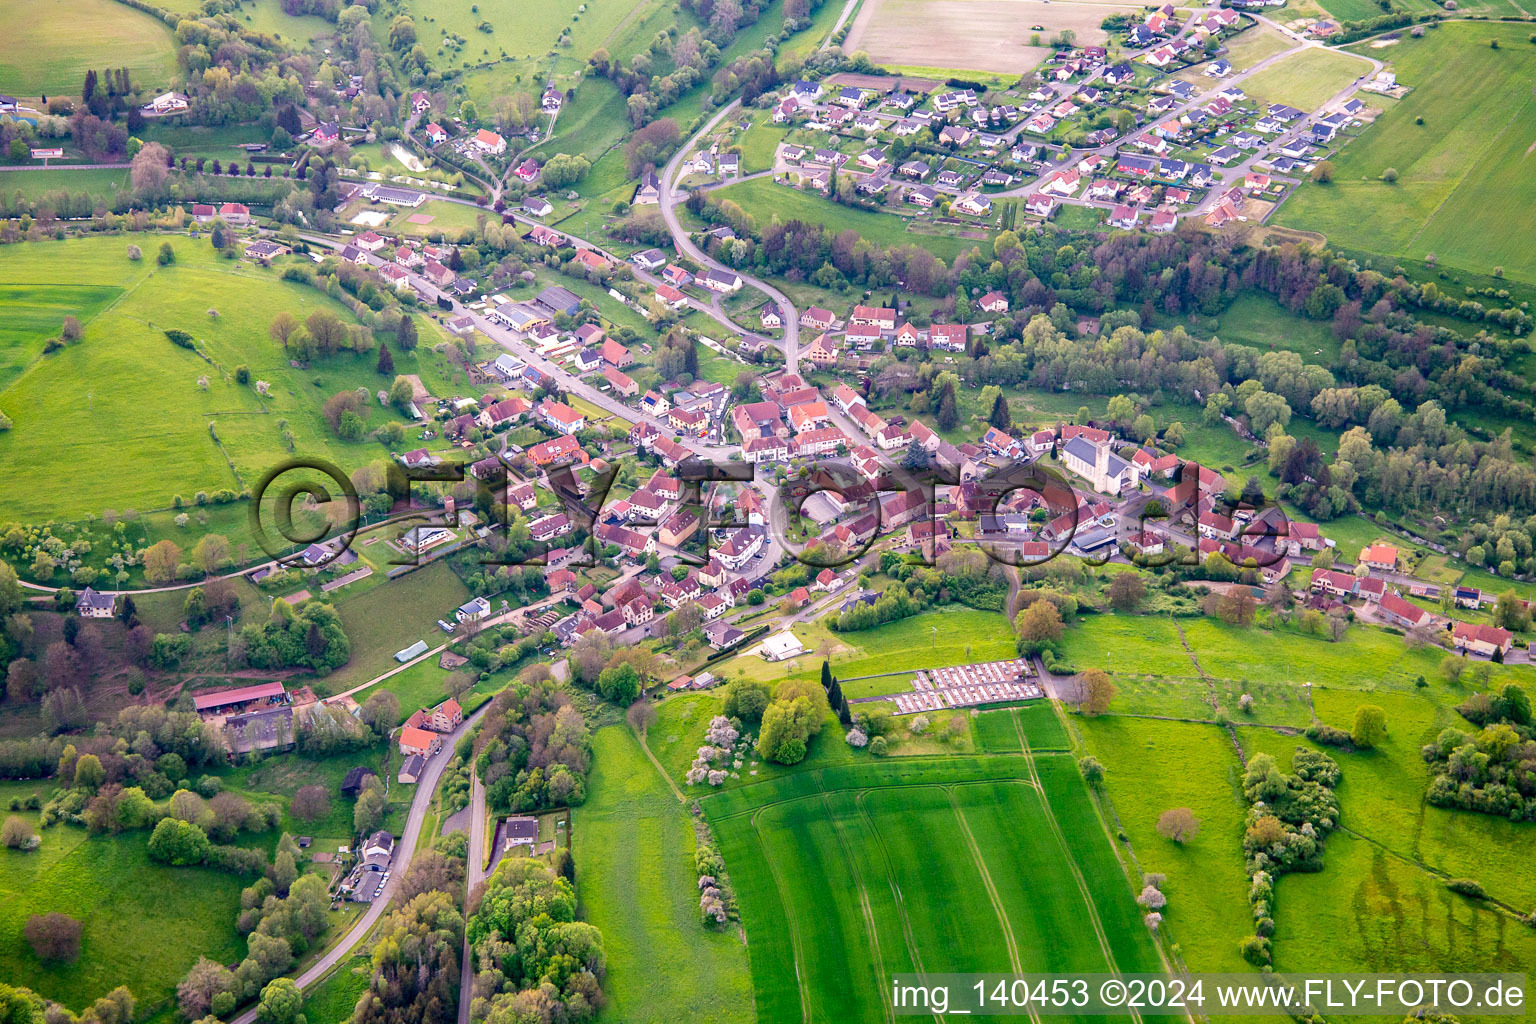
[230,700,492,1024]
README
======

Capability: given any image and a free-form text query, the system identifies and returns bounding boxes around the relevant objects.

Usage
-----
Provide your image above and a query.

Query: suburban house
[349,830,395,902]
[473,128,507,154]
[1359,543,1399,572]
[1378,593,1430,630]
[399,725,443,757]
[399,525,453,555]
[455,596,490,623]
[75,587,116,618]
[537,401,586,435]
[1452,622,1514,658]
[656,284,689,309]
[800,307,835,330]
[700,269,743,293]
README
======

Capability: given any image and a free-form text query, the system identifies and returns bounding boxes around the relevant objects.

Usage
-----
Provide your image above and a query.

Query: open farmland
[704,755,1172,1024]
[1239,45,1371,111]
[0,235,463,521]
[0,0,178,96]
[1275,22,1536,288]
[0,809,246,1015]
[845,0,1137,73]
[573,727,754,1024]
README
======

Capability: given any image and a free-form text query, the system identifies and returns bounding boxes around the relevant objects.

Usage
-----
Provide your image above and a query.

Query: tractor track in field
[820,791,896,1024]
[750,805,815,1024]
[853,789,942,1024]
[944,787,1048,1024]
[1018,736,1146,1024]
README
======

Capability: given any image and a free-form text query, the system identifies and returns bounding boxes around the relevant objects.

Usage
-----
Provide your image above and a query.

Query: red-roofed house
[978,291,1009,313]
[601,338,633,368]
[1378,593,1430,630]
[655,284,689,309]
[1359,544,1399,572]
[1452,622,1513,657]
[400,726,442,757]
[603,367,637,396]
[473,128,506,154]
[538,401,586,435]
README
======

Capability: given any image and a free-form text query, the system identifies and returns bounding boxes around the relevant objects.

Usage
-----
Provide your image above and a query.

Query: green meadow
[1077,717,1255,975]
[573,726,755,1024]
[0,234,464,522]
[0,806,246,1016]
[1276,22,1536,288]
[704,755,1173,1024]
[0,0,178,96]
[712,177,987,262]
[1240,45,1369,111]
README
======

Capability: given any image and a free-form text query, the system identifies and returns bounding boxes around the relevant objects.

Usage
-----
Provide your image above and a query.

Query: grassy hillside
[0,235,465,520]
[712,177,987,262]
[0,0,178,96]
[0,807,246,1016]
[1275,22,1536,288]
[574,726,754,1024]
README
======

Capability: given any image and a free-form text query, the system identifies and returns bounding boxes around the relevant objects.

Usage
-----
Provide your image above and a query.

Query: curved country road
[658,99,802,374]
[229,700,490,1024]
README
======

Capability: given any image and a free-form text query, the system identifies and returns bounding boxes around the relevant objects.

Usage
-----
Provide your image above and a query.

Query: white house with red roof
[473,128,506,154]
[537,400,586,435]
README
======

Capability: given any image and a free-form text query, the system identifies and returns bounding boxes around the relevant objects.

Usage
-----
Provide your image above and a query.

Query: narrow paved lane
[658,99,802,374]
[457,772,487,1024]
[230,701,491,1024]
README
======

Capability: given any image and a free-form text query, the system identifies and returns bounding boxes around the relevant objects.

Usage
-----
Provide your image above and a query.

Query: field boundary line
[636,728,686,802]
[1019,736,1145,1024]
[1336,824,1532,920]
[1405,90,1536,253]
[749,805,814,1024]
[852,788,942,1024]
[819,791,896,1024]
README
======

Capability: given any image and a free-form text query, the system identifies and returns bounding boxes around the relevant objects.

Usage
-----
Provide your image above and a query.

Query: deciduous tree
[1155,807,1200,843]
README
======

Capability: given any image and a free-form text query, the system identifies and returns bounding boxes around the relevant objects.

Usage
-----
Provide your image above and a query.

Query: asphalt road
[229,700,491,1024]
[457,772,487,1024]
[658,99,803,374]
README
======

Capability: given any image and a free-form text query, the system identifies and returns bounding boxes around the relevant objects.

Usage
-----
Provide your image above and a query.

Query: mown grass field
[0,0,178,96]
[712,177,985,262]
[0,235,465,521]
[1217,24,1297,71]
[1275,23,1536,288]
[1311,0,1382,21]
[1240,45,1369,110]
[0,168,131,204]
[573,726,754,1024]
[704,755,1171,1024]
[0,812,246,1016]
[320,561,473,696]
[1077,717,1255,975]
